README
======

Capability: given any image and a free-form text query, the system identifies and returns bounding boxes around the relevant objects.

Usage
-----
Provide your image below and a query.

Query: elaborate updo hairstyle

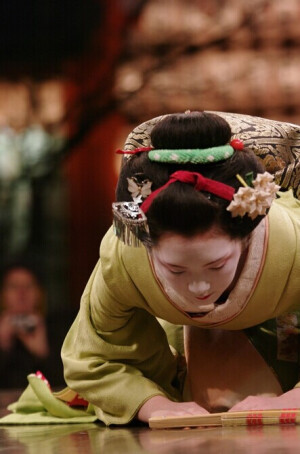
[116,112,265,246]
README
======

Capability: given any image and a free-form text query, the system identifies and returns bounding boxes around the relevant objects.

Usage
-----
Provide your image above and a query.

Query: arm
[16,314,49,358]
[137,396,208,422]
[62,258,182,426]
[0,311,49,358]
[229,387,300,412]
[0,312,15,351]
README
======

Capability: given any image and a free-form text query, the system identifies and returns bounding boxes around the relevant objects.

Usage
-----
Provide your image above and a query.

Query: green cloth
[61,191,300,426]
[0,375,98,425]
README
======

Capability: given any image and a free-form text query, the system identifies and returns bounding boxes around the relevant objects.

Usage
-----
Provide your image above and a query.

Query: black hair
[116,111,265,246]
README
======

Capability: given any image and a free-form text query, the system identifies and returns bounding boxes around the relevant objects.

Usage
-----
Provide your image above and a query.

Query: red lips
[196,294,212,301]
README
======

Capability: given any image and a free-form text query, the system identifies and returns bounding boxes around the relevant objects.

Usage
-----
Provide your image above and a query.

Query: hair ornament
[116,140,244,163]
[113,170,235,246]
[112,202,149,247]
[112,171,278,247]
[127,175,152,204]
[230,138,244,151]
[116,147,153,155]
[141,170,235,213]
[227,172,280,220]
[147,139,244,165]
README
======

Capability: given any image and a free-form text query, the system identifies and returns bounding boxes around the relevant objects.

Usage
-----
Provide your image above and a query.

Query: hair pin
[116,147,153,155]
[112,202,149,247]
[127,175,152,204]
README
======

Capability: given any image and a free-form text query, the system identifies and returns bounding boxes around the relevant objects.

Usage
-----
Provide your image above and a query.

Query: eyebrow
[205,254,229,266]
[156,255,186,269]
[164,253,230,268]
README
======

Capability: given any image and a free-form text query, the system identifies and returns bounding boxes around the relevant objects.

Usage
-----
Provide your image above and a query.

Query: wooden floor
[1,391,300,453]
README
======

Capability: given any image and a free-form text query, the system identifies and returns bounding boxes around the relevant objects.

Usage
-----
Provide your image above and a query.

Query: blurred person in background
[0,262,66,388]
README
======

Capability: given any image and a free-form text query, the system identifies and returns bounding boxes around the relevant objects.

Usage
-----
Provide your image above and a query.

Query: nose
[188,281,211,295]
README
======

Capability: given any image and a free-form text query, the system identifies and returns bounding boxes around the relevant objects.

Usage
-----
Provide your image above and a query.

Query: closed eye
[169,269,185,275]
[209,262,226,270]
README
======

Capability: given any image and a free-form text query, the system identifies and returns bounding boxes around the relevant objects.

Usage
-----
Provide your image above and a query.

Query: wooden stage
[1,391,300,453]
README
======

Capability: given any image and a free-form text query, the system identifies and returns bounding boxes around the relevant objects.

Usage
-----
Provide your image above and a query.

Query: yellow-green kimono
[61,191,300,425]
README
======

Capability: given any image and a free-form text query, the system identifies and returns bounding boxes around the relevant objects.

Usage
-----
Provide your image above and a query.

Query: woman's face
[0,268,42,314]
[151,230,243,314]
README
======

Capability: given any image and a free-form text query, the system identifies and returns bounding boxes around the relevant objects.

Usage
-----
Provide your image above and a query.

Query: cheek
[160,270,187,291]
[201,260,239,290]
[216,260,240,285]
[163,272,181,286]
[223,264,236,278]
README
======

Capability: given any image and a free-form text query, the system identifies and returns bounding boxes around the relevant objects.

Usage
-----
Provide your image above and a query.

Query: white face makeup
[151,230,244,314]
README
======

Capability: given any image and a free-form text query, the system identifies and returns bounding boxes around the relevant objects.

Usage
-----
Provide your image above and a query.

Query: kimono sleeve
[61,243,181,426]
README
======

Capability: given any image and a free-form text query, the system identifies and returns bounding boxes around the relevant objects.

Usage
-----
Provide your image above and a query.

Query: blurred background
[0,0,300,384]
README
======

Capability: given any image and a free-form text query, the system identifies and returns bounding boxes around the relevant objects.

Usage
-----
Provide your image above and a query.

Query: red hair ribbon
[116,147,153,155]
[141,171,235,213]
